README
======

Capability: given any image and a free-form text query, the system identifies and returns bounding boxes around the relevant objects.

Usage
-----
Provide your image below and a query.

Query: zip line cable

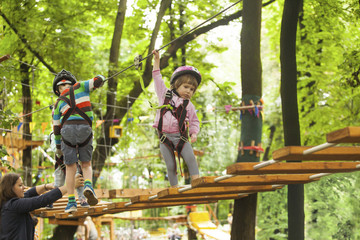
[2,75,146,103]
[2,0,242,117]
[104,0,242,81]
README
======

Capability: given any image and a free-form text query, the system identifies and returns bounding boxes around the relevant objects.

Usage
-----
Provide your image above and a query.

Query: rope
[105,0,242,82]
[18,104,53,118]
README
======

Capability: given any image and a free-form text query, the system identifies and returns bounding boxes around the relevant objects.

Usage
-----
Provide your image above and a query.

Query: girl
[152,50,201,187]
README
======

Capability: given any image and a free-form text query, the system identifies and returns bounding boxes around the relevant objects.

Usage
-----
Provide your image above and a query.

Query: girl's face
[58,83,71,94]
[12,177,25,198]
[177,83,195,100]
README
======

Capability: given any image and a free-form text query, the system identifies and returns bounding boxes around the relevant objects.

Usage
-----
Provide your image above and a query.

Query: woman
[0,172,83,240]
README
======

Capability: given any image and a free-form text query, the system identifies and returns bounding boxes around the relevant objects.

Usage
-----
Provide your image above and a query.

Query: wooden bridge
[32,126,360,225]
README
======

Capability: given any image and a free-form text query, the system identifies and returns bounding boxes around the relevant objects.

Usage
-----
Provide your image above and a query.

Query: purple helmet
[170,66,201,86]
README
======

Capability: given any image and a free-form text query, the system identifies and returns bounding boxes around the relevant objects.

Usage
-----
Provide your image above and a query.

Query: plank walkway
[32,126,360,221]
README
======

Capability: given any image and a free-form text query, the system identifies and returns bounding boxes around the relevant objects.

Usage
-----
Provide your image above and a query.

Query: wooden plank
[273,146,360,161]
[106,200,219,213]
[326,126,360,143]
[108,188,165,198]
[35,202,113,217]
[191,174,319,188]
[33,200,112,215]
[130,194,244,203]
[0,136,44,150]
[54,200,218,218]
[106,214,187,221]
[157,185,281,199]
[226,162,360,175]
[48,218,85,226]
[54,208,90,219]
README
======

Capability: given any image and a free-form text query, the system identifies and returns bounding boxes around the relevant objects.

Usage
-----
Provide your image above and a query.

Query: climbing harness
[157,90,189,176]
[57,85,93,149]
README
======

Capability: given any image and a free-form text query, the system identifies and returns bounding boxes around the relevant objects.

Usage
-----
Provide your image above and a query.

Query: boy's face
[177,83,195,100]
[58,83,71,94]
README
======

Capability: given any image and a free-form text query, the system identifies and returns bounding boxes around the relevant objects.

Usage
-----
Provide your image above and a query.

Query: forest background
[1,0,360,239]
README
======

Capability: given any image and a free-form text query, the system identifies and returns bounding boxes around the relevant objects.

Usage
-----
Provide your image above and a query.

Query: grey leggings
[160,133,199,186]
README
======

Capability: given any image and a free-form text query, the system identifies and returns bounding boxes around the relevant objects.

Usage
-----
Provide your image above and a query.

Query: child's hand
[56,149,63,157]
[152,50,160,70]
[190,134,197,143]
[75,173,85,188]
[152,49,160,60]
[94,75,106,87]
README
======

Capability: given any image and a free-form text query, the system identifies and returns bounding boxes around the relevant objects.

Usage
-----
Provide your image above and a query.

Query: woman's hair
[171,74,198,92]
[0,173,20,232]
[0,173,20,208]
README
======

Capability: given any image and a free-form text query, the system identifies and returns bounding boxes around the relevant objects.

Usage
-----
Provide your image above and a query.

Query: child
[152,50,200,187]
[46,132,89,209]
[52,69,105,213]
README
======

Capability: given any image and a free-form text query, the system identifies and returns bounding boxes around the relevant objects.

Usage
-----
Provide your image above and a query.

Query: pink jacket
[152,70,200,135]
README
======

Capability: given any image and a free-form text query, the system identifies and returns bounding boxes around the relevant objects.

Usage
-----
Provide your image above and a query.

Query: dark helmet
[52,69,77,96]
[170,66,202,86]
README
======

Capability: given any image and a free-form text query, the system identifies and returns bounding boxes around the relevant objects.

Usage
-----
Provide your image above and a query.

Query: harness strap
[54,155,66,174]
[157,90,190,176]
[59,86,92,127]
[58,86,93,149]
[54,154,83,174]
[62,132,93,149]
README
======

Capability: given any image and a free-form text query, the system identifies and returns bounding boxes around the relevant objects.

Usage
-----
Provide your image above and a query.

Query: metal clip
[160,134,167,143]
[134,55,143,70]
[180,136,188,142]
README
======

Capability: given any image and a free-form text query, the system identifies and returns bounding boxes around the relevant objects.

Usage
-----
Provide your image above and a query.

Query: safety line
[105,0,242,81]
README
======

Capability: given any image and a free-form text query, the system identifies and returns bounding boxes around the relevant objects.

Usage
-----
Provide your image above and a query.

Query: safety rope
[4,0,242,119]
[104,0,242,82]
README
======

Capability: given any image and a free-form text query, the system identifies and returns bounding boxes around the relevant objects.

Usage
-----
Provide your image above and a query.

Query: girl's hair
[171,74,198,92]
[0,173,20,208]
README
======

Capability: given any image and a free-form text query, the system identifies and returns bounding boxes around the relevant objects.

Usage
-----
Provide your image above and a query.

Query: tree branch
[0,10,57,73]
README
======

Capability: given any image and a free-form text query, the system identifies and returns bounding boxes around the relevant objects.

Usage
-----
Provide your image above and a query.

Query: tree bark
[280,0,304,239]
[92,0,128,182]
[19,51,33,187]
[231,0,262,239]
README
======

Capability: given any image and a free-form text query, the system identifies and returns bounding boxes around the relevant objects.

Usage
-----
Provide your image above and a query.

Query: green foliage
[1,0,360,238]
[0,109,19,129]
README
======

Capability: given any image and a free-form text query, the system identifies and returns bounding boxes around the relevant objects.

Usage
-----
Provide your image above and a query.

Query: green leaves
[0,109,20,129]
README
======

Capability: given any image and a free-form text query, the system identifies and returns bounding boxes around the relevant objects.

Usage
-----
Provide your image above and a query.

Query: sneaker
[45,203,53,209]
[65,202,77,213]
[80,199,90,208]
[83,185,98,206]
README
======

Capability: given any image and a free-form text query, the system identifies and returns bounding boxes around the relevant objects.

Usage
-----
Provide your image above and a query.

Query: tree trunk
[280,0,304,239]
[90,0,263,184]
[19,51,33,187]
[50,225,77,240]
[92,0,172,183]
[231,0,262,239]
[92,0,128,182]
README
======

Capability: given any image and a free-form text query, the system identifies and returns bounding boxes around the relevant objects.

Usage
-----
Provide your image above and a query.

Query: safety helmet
[53,69,77,96]
[170,66,201,86]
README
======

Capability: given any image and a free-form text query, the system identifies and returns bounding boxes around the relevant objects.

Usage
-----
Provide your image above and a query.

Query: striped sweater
[53,77,103,149]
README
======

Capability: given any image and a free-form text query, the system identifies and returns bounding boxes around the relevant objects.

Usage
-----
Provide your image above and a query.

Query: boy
[52,69,104,213]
